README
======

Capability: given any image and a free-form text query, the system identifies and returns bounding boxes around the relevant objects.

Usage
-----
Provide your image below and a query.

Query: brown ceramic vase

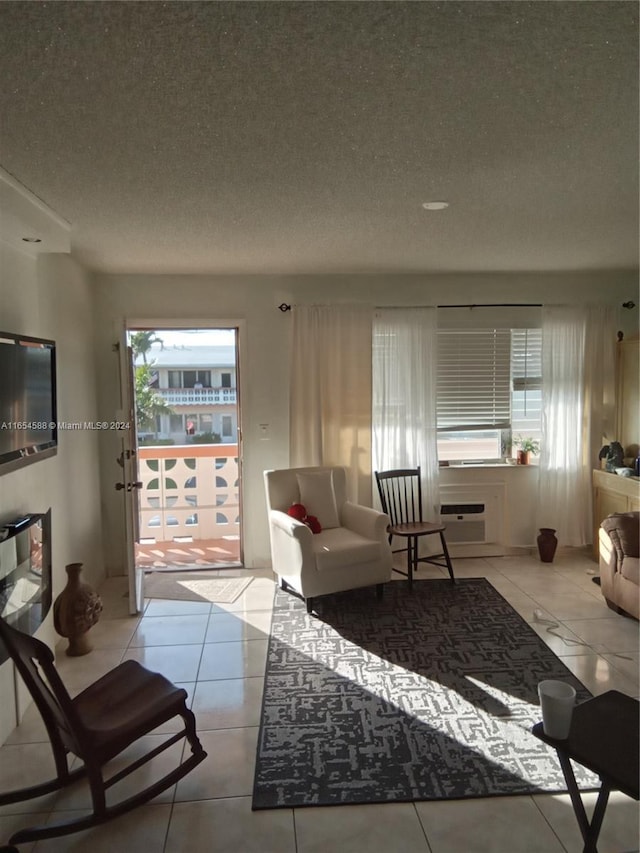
[537,528,558,563]
[53,562,103,656]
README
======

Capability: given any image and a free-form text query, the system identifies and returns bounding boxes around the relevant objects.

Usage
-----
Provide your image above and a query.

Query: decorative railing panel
[137,444,239,541]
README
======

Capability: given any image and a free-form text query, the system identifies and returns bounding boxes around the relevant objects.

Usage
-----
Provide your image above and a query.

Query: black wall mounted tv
[0,332,57,475]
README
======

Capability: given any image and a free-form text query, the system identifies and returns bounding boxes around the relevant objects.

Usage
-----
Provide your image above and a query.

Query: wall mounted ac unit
[437,483,506,557]
[440,502,487,544]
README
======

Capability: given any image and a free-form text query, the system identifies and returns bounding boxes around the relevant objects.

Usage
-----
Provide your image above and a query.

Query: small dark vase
[537,528,558,563]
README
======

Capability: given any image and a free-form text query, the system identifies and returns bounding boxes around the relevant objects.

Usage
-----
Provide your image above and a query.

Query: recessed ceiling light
[422,201,449,210]
[22,237,42,243]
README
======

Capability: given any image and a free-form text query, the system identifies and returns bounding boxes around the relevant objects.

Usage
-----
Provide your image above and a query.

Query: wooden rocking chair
[0,617,207,845]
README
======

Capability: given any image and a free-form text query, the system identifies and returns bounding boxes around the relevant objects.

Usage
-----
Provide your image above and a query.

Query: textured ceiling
[0,1,638,275]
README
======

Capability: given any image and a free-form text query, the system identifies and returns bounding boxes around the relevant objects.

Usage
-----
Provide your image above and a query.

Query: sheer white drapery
[582,305,617,470]
[372,308,439,521]
[537,304,617,546]
[290,304,373,504]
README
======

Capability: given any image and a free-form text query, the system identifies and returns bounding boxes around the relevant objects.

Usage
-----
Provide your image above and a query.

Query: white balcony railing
[157,387,237,406]
[137,444,239,541]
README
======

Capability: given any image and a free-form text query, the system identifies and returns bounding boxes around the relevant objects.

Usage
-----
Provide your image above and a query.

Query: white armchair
[264,466,393,613]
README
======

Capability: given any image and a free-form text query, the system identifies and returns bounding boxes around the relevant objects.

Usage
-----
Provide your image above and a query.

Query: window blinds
[511,328,542,426]
[511,328,542,391]
[437,329,511,430]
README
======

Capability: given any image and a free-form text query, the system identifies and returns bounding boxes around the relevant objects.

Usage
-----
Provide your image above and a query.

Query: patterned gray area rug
[253,578,598,809]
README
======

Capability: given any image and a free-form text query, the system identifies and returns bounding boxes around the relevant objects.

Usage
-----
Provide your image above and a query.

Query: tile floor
[1,553,638,852]
[135,537,241,570]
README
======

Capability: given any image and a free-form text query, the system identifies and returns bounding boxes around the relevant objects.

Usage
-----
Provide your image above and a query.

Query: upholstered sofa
[264,466,393,613]
[598,511,639,619]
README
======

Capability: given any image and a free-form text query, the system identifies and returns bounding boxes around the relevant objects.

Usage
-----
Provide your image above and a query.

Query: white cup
[538,680,577,739]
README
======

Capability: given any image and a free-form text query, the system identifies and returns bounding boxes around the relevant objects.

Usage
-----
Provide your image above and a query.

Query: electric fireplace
[0,511,52,665]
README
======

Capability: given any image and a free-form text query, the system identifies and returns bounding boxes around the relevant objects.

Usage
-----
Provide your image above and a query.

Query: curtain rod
[437,303,542,308]
[278,301,636,312]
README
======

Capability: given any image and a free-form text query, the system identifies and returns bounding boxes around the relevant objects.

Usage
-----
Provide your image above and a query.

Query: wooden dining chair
[375,467,455,588]
[0,616,207,845]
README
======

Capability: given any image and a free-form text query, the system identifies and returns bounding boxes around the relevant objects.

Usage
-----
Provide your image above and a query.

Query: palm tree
[130,331,163,364]
[129,331,173,438]
[134,364,174,436]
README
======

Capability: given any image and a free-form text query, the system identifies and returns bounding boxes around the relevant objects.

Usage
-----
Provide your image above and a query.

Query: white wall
[92,269,638,575]
[0,244,104,743]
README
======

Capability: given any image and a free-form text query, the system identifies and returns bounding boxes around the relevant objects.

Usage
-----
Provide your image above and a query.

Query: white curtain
[582,304,617,472]
[290,304,373,504]
[372,307,439,521]
[537,304,617,546]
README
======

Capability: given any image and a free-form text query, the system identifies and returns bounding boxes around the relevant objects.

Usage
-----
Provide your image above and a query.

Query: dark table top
[532,690,639,800]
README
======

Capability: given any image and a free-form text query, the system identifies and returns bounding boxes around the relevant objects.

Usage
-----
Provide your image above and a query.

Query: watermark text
[1,421,131,431]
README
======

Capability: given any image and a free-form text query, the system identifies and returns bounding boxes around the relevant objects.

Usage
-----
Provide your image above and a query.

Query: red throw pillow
[305,515,322,535]
[287,503,307,521]
[286,504,322,534]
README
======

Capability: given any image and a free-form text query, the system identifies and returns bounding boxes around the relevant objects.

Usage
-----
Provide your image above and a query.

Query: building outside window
[138,345,238,443]
[169,414,183,433]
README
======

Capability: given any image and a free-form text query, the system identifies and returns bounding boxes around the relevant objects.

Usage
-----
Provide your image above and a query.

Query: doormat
[253,578,597,809]
[144,572,252,603]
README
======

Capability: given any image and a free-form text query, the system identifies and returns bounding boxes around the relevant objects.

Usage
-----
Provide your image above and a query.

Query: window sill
[443,462,539,469]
